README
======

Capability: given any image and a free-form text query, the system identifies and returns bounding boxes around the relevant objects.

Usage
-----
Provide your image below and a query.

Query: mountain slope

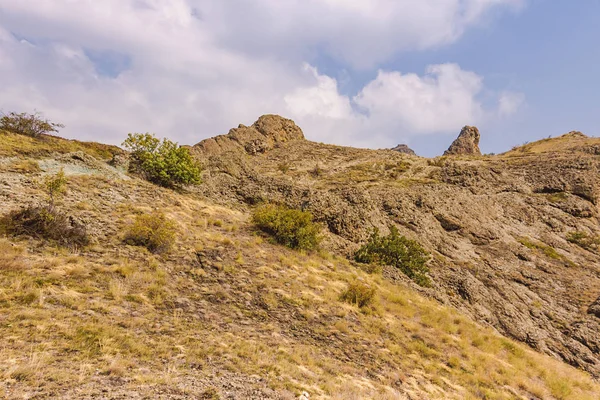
[193,116,600,378]
[0,123,599,399]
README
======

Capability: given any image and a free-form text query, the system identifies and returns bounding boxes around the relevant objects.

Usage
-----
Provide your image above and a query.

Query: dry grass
[503,132,600,155]
[0,156,599,398]
[0,130,123,160]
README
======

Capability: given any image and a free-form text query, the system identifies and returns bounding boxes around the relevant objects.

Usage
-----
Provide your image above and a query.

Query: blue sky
[0,1,597,156]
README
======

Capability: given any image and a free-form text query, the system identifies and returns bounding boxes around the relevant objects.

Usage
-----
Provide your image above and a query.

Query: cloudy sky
[0,1,598,156]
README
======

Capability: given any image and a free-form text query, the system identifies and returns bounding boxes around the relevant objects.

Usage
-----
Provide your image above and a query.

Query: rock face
[444,126,481,156]
[194,114,304,157]
[390,144,416,155]
[196,120,600,378]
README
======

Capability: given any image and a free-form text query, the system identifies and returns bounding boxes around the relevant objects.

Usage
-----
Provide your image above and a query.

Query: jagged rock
[194,114,304,157]
[390,144,416,156]
[444,126,482,156]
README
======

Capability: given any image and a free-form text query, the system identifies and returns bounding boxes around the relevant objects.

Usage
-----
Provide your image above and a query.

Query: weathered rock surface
[194,114,304,157]
[194,120,600,377]
[390,144,416,156]
[444,126,482,156]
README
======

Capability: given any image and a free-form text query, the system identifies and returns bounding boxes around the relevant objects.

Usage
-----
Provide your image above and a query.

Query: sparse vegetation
[122,133,202,188]
[340,281,376,308]
[3,205,89,247]
[252,204,320,250]
[124,211,177,254]
[277,161,291,174]
[567,231,600,253]
[518,237,559,259]
[0,129,123,159]
[6,159,41,174]
[0,111,65,137]
[1,170,89,247]
[547,192,569,203]
[355,226,430,286]
[310,163,324,177]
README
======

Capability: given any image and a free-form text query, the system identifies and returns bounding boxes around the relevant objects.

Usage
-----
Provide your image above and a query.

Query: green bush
[124,212,177,254]
[252,204,320,250]
[3,205,89,247]
[122,133,201,188]
[45,169,67,206]
[340,281,376,308]
[355,226,430,286]
[0,111,64,137]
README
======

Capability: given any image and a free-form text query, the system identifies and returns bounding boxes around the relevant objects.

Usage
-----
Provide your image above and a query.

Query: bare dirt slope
[193,116,600,378]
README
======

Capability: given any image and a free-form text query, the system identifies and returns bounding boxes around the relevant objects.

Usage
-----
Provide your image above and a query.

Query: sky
[0,0,598,157]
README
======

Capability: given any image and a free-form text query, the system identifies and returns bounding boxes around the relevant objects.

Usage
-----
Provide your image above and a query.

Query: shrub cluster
[340,282,376,308]
[3,205,89,247]
[0,111,64,137]
[355,226,430,286]
[122,133,202,188]
[124,211,177,254]
[252,204,320,250]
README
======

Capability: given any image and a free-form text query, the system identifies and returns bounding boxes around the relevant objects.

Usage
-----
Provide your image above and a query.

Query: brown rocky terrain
[193,116,600,378]
[1,119,600,399]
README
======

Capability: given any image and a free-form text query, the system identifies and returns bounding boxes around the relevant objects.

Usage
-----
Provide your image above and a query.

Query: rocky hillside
[193,116,600,379]
[1,122,599,399]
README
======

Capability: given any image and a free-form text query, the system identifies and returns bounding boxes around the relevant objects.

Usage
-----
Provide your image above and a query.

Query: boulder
[444,126,482,156]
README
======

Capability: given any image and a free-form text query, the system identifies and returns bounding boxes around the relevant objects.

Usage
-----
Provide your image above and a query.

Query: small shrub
[124,211,177,254]
[45,169,67,205]
[310,164,324,177]
[277,161,291,174]
[340,282,376,308]
[252,204,320,250]
[0,111,64,137]
[122,133,202,188]
[3,205,89,247]
[355,226,430,286]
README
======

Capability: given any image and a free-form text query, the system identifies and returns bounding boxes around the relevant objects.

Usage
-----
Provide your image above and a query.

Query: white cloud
[199,0,525,68]
[354,64,485,133]
[498,91,526,117]
[0,0,525,149]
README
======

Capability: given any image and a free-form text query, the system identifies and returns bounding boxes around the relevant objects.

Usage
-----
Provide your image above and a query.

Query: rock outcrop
[444,126,481,156]
[194,114,304,157]
[390,144,416,156]
[196,120,600,378]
